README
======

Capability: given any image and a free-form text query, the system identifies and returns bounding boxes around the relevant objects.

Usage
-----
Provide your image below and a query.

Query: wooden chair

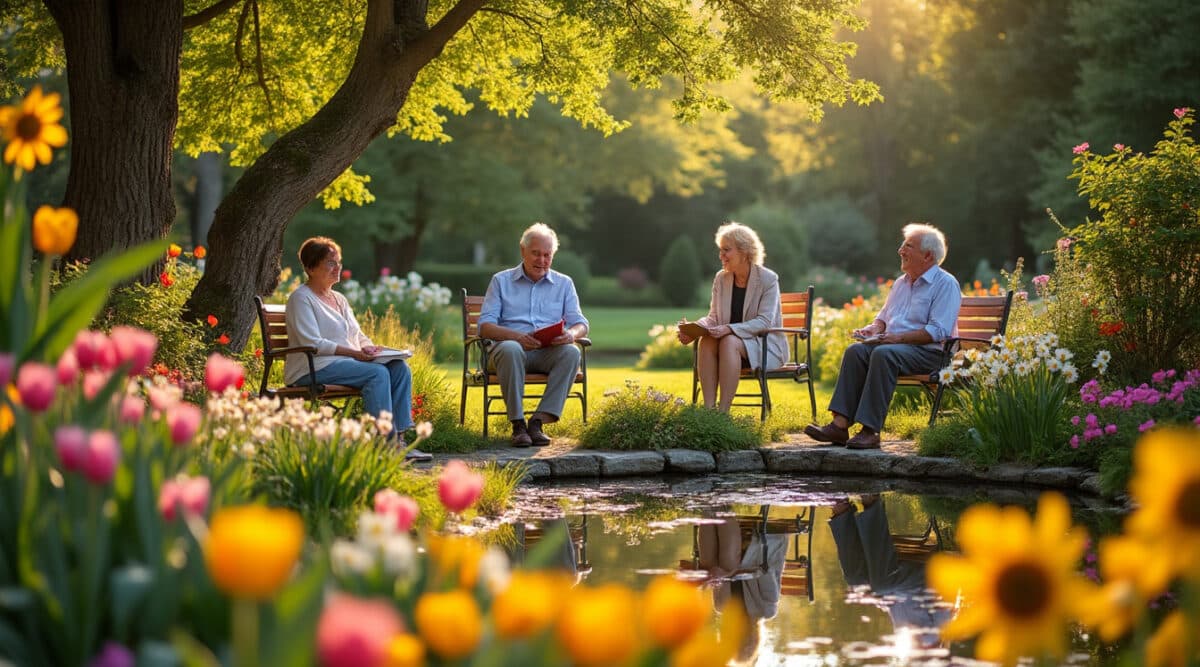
[523,515,592,577]
[253,296,362,406]
[891,517,947,563]
[459,290,591,436]
[690,286,817,422]
[679,506,816,602]
[896,292,1014,425]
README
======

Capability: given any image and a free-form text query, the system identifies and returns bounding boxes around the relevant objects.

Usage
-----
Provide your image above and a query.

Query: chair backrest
[254,296,289,355]
[462,290,485,339]
[779,288,813,330]
[956,293,1014,345]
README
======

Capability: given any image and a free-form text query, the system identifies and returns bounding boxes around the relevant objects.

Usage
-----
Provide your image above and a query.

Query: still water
[500,473,1124,666]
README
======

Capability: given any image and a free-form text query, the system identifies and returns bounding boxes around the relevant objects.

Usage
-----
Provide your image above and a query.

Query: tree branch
[183,0,242,30]
[251,0,274,114]
[405,0,486,66]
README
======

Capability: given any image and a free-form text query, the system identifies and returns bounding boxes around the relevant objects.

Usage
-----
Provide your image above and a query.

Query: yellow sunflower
[1126,428,1200,583]
[1078,535,1168,641]
[1,85,68,172]
[927,492,1096,666]
[1145,611,1199,667]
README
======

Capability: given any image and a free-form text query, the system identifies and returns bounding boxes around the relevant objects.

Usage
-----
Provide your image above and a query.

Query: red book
[532,320,565,346]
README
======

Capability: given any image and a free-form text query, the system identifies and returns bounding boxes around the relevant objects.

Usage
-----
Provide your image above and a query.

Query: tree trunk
[47,0,181,280]
[191,151,222,248]
[184,0,482,349]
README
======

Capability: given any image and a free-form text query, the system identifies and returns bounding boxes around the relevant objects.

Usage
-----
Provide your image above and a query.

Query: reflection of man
[805,223,960,449]
[828,495,952,646]
[479,223,589,447]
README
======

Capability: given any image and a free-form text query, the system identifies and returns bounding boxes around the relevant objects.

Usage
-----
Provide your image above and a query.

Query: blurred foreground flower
[491,570,572,639]
[316,593,403,667]
[928,492,1095,666]
[1125,428,1200,584]
[437,460,483,512]
[204,505,304,600]
[0,85,67,172]
[556,584,639,666]
[642,575,708,648]
[415,590,481,659]
[32,205,78,256]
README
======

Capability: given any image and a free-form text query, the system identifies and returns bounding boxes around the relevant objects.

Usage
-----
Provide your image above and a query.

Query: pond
[497,474,1124,666]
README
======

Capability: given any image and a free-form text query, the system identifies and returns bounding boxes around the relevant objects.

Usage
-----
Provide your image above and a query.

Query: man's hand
[549,331,576,346]
[516,334,542,350]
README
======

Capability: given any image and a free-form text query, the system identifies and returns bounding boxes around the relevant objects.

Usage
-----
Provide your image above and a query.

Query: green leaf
[110,564,155,640]
[260,555,327,666]
[25,241,165,362]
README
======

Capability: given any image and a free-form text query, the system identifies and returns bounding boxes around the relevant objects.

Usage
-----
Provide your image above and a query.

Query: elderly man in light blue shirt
[479,223,589,447]
[805,223,961,449]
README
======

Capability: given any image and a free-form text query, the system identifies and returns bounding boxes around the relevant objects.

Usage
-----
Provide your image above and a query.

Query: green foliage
[585,276,665,307]
[579,381,762,451]
[731,201,808,285]
[800,264,885,308]
[799,195,878,274]
[659,236,702,307]
[635,324,693,369]
[810,290,888,383]
[338,273,452,348]
[551,250,591,299]
[411,263,503,302]
[1067,111,1200,378]
[916,417,975,458]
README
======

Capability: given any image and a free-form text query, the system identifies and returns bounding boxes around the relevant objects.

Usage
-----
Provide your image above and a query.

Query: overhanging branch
[183,0,242,29]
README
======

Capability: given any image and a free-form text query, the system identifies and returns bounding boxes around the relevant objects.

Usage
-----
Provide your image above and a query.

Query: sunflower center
[1174,480,1200,528]
[995,562,1051,619]
[15,113,42,141]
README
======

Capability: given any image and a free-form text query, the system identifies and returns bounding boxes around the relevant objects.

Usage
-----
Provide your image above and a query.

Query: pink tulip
[204,353,245,394]
[1175,107,1190,119]
[374,489,419,532]
[147,385,179,411]
[159,475,211,521]
[166,403,202,445]
[118,395,146,424]
[55,425,89,471]
[82,430,120,484]
[16,362,56,412]
[109,326,158,377]
[316,594,403,667]
[72,330,110,370]
[437,460,484,513]
[56,348,80,384]
[82,370,111,401]
[0,353,13,387]
[380,267,391,276]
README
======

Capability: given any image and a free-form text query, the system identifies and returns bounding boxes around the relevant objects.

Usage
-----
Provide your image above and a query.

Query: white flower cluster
[340,271,452,314]
[809,304,848,338]
[1092,349,1112,375]
[331,512,419,578]
[203,390,393,453]
[940,333,1080,387]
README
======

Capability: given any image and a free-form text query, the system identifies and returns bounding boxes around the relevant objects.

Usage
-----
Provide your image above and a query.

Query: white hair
[520,222,559,253]
[902,223,947,265]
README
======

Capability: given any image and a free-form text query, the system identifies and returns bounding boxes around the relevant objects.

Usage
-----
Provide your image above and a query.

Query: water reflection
[502,474,1121,666]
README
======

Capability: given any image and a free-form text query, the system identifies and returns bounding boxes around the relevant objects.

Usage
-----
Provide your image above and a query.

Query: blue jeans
[295,358,414,432]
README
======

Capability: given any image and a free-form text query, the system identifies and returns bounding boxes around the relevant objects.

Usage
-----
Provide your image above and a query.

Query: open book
[532,320,565,346]
[370,347,413,363]
[678,321,712,339]
[851,331,885,345]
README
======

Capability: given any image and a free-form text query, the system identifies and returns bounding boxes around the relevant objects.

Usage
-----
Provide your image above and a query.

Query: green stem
[232,598,260,667]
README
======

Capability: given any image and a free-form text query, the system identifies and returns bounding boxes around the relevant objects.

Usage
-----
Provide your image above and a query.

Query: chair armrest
[574,337,592,347]
[766,327,809,337]
[266,345,318,358]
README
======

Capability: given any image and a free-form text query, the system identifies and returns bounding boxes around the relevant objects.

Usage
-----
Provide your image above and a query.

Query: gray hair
[902,223,947,265]
[520,222,559,254]
[715,221,765,266]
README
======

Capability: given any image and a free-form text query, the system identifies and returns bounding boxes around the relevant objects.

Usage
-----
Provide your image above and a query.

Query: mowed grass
[579,307,704,351]
[437,362,936,446]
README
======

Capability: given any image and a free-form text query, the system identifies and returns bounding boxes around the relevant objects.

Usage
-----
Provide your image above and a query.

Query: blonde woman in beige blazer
[678,223,788,412]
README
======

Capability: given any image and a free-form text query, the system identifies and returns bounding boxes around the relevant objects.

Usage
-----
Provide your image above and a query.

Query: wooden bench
[691,286,817,422]
[896,292,1014,425]
[459,290,590,437]
[254,296,362,406]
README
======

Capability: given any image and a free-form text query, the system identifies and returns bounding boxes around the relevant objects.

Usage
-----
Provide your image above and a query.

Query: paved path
[427,432,1108,497]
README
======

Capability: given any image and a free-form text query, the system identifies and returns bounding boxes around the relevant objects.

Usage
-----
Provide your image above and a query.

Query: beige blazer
[696,264,789,370]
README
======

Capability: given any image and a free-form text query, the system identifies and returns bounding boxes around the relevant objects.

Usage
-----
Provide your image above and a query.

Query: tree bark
[185,0,483,349]
[47,0,182,280]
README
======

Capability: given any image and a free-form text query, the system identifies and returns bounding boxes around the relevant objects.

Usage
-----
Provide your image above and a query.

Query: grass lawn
[435,362,937,448]
[575,306,705,352]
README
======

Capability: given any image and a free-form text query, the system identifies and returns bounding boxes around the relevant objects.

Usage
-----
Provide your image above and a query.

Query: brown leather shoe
[511,421,532,448]
[528,418,552,447]
[803,422,849,445]
[846,430,881,450]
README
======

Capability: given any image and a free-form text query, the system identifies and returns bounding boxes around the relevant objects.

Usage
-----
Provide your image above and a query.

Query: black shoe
[528,418,552,447]
[511,420,532,447]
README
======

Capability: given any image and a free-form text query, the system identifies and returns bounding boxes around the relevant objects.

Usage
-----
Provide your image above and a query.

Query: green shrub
[732,201,808,285]
[799,195,877,273]
[1068,110,1200,378]
[579,381,762,451]
[338,271,452,341]
[659,236,702,307]
[551,249,591,298]
[412,261,505,298]
[916,416,975,458]
[586,276,665,307]
[635,323,693,369]
[799,264,884,308]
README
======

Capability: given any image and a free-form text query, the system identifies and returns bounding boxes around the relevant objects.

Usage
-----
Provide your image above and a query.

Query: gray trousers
[488,340,581,422]
[829,343,943,432]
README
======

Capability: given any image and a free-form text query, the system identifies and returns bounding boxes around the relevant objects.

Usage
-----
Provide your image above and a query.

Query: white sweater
[283,284,373,385]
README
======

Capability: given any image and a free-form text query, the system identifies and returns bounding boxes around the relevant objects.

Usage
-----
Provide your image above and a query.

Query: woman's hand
[361,344,383,355]
[710,324,733,338]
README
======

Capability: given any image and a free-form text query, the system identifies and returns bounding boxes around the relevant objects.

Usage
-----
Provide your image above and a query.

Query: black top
[729,285,747,324]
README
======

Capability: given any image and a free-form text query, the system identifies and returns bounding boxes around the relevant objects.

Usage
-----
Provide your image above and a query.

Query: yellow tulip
[556,584,640,666]
[31,205,78,256]
[425,534,484,588]
[414,590,481,659]
[642,575,708,648]
[1,385,19,436]
[384,634,425,667]
[492,571,572,639]
[204,505,304,600]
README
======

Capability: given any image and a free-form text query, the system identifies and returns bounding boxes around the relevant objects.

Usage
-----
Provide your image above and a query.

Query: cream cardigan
[283,284,373,385]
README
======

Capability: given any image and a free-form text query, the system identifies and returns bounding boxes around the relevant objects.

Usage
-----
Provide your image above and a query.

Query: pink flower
[56,348,80,384]
[1070,415,1080,426]
[1031,274,1050,290]
[1073,142,1089,154]
[82,370,111,401]
[109,326,158,377]
[0,353,13,387]
[1139,419,1156,433]
[55,426,89,471]
[1069,434,1080,448]
[147,385,180,411]
[316,593,403,667]
[82,430,121,484]
[1057,238,1073,251]
[380,267,391,276]
[1194,415,1200,425]
[88,641,135,667]
[158,475,211,521]
[72,330,110,370]
[1175,107,1190,119]
[437,460,484,513]
[166,403,202,446]
[16,362,57,412]
[204,353,245,394]
[1113,143,1125,151]
[374,489,419,532]
[1105,424,1118,435]
[118,396,146,424]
